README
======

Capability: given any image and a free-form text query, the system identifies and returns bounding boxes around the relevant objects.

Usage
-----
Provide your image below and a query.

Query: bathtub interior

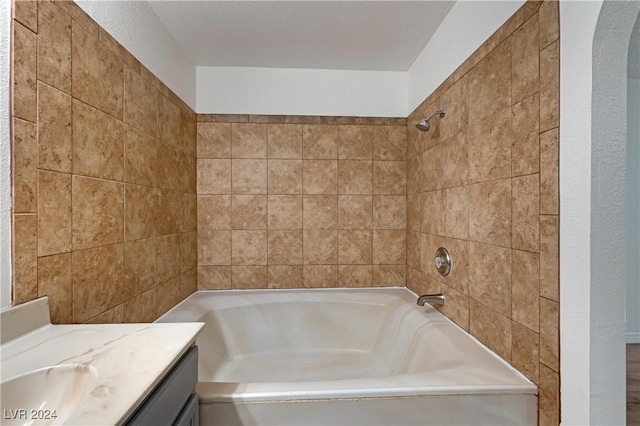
[157,288,534,389]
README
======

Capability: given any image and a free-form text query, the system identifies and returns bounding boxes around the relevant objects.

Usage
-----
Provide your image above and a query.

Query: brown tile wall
[11,0,197,324]
[405,1,559,423]
[196,115,407,290]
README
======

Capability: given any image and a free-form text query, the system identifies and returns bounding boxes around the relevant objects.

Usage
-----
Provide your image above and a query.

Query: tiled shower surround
[196,116,407,289]
[11,0,197,324]
[405,1,560,423]
[10,0,560,424]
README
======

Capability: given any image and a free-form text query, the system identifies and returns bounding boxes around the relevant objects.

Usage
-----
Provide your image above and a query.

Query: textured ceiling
[147,1,454,71]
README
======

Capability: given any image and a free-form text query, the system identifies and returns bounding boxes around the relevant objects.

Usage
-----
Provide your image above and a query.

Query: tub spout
[417,293,445,307]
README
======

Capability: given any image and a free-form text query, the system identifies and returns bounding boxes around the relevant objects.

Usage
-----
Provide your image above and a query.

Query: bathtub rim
[157,287,538,403]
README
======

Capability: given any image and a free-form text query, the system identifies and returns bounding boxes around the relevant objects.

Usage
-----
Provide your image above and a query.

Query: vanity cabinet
[124,346,199,426]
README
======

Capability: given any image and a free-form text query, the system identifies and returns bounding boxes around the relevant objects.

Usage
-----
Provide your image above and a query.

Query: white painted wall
[406,0,524,113]
[1,0,12,309]
[560,2,640,424]
[627,77,640,342]
[75,0,196,109]
[196,66,407,117]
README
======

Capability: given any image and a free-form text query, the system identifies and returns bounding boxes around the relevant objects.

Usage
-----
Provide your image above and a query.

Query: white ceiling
[147,1,454,71]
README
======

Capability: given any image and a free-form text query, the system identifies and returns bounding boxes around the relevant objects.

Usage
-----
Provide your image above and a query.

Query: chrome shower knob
[434,247,451,277]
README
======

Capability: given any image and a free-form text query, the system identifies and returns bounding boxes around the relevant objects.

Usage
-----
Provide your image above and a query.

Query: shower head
[415,108,446,132]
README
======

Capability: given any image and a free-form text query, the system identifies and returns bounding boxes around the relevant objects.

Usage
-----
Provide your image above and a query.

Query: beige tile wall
[405,1,560,423]
[196,115,407,290]
[11,0,197,324]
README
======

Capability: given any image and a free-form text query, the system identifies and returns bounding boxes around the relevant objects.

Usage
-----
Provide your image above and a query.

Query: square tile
[338,125,373,159]
[469,299,512,362]
[159,95,181,146]
[38,171,72,256]
[124,125,159,186]
[540,40,559,132]
[13,22,37,122]
[373,230,406,264]
[511,322,540,384]
[124,184,157,241]
[373,161,406,195]
[198,266,232,290]
[231,123,267,158]
[512,174,540,252]
[373,196,406,229]
[12,118,37,213]
[181,231,197,273]
[124,238,157,299]
[37,1,71,93]
[268,124,302,158]
[439,75,469,142]
[157,189,181,236]
[469,179,512,248]
[303,265,337,288]
[423,131,469,191]
[373,126,406,161]
[512,94,540,176]
[372,265,406,287]
[123,65,157,136]
[38,82,72,173]
[512,250,540,332]
[268,195,303,228]
[38,253,73,324]
[72,176,124,250]
[303,160,337,194]
[469,242,512,317]
[232,159,267,194]
[198,195,231,230]
[303,124,338,159]
[157,234,181,283]
[73,244,124,323]
[338,265,372,287]
[511,16,539,104]
[338,230,372,265]
[124,288,158,323]
[198,229,231,265]
[540,215,559,301]
[268,160,302,194]
[268,230,303,265]
[231,195,267,229]
[198,122,230,158]
[72,99,124,180]
[303,230,337,264]
[197,159,231,194]
[268,266,303,289]
[468,108,512,183]
[13,214,38,304]
[304,195,338,229]
[232,266,268,289]
[338,195,372,229]
[232,230,267,265]
[540,297,559,372]
[468,39,511,125]
[540,128,559,214]
[182,193,197,233]
[338,160,372,194]
[71,22,123,119]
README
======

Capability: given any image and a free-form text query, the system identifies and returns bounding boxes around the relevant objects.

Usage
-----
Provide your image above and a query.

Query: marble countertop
[0,297,204,425]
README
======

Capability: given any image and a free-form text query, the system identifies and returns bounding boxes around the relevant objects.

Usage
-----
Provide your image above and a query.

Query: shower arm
[422,109,446,123]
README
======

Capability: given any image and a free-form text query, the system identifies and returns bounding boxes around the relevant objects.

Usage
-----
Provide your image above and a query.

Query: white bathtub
[157,288,537,425]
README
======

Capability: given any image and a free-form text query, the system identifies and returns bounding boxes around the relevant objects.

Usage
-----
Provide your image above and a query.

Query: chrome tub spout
[417,293,445,307]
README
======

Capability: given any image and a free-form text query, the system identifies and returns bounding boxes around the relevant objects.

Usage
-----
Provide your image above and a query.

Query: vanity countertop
[0,298,204,425]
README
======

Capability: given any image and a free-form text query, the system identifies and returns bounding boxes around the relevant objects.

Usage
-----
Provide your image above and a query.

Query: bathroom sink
[1,364,99,425]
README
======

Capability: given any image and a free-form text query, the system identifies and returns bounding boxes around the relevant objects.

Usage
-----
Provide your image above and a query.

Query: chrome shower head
[415,108,446,132]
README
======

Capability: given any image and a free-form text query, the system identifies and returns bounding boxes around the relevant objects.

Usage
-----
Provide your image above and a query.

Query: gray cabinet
[125,346,198,426]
